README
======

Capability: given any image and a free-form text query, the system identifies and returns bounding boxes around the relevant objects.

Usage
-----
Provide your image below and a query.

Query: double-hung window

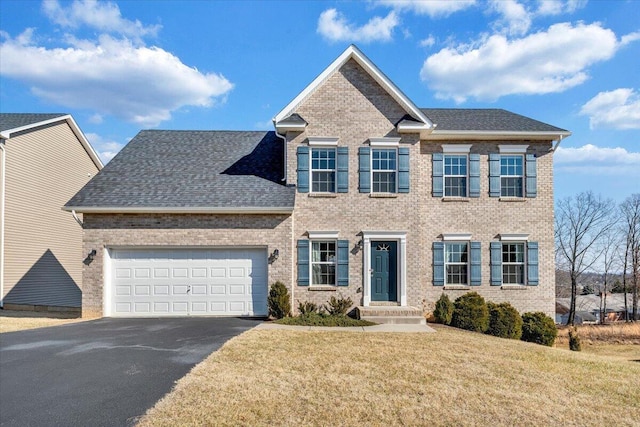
[445,242,468,285]
[502,242,525,284]
[444,155,467,197]
[372,148,397,193]
[311,241,336,285]
[311,148,336,193]
[500,155,524,197]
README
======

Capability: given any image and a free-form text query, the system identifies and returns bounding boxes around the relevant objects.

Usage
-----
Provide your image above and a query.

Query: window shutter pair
[296,146,348,193]
[432,241,481,286]
[432,154,479,197]
[359,147,410,193]
[297,239,349,286]
[490,241,539,285]
[489,153,537,197]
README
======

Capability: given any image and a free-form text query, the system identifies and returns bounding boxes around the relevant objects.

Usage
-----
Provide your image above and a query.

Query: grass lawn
[138,324,640,427]
[0,310,84,333]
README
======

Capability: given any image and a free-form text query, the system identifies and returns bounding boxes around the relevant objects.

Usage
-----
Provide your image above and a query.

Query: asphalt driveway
[0,317,261,427]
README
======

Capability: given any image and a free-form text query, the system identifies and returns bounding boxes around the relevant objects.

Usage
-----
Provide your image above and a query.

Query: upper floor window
[311,148,336,193]
[500,155,523,197]
[372,148,397,193]
[502,242,525,284]
[444,155,467,197]
[445,242,468,285]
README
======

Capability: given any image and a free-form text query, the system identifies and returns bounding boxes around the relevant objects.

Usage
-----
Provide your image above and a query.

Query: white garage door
[110,248,268,317]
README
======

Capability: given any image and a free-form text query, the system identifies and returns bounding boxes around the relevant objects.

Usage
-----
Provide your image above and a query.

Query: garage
[109,248,268,317]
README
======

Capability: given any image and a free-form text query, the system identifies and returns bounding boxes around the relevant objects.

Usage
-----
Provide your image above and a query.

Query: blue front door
[371,241,397,302]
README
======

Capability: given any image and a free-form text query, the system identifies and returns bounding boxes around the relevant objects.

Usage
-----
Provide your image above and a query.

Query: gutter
[62,206,295,214]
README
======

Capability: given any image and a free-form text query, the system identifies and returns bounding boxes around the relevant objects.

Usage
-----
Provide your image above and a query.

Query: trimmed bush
[324,295,353,316]
[486,302,523,339]
[521,312,557,346]
[276,312,376,327]
[569,327,582,351]
[267,281,291,319]
[433,293,454,325]
[297,301,318,315]
[451,292,489,332]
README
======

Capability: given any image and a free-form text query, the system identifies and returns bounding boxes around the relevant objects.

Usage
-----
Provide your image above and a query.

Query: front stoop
[356,306,426,325]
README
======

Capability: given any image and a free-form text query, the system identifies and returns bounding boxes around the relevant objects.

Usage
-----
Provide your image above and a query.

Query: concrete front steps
[356,305,426,325]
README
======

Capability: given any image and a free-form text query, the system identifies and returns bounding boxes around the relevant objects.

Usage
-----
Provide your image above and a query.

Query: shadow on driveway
[0,317,261,427]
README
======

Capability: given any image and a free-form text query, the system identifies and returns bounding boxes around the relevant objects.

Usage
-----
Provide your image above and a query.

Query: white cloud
[317,8,398,43]
[621,31,640,46]
[85,132,125,162]
[419,35,435,48]
[0,32,234,127]
[42,0,160,40]
[489,0,531,36]
[580,88,640,130]
[554,144,640,175]
[536,0,586,16]
[377,0,476,18]
[420,22,620,103]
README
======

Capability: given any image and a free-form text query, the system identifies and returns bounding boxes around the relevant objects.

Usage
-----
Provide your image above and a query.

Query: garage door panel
[111,248,267,317]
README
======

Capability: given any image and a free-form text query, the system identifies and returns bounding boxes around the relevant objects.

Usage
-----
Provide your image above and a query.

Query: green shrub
[521,312,557,346]
[276,312,376,327]
[267,281,291,319]
[298,301,318,315]
[486,302,523,339]
[569,327,582,351]
[324,295,353,316]
[451,292,489,332]
[433,293,454,325]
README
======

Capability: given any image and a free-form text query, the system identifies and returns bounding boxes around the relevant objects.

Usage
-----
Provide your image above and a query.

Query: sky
[0,0,638,203]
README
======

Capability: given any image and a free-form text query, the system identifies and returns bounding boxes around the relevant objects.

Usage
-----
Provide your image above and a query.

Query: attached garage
[108,248,268,317]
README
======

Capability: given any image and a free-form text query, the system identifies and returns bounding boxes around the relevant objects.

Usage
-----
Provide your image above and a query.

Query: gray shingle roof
[0,113,68,133]
[420,108,568,133]
[65,130,294,210]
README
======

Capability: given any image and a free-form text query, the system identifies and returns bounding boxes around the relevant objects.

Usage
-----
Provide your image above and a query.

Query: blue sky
[1,0,638,202]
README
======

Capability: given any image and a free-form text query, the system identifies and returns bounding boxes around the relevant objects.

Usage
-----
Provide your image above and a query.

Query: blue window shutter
[432,153,443,197]
[490,242,502,285]
[469,154,480,198]
[398,147,410,193]
[358,147,371,193]
[433,242,444,286]
[337,240,349,286]
[489,153,500,197]
[527,241,539,285]
[296,146,309,193]
[337,147,349,193]
[297,240,309,286]
[525,154,537,198]
[470,241,481,286]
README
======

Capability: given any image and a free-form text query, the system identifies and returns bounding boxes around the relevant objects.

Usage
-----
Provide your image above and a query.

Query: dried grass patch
[138,324,640,427]
[557,323,640,345]
[0,310,84,333]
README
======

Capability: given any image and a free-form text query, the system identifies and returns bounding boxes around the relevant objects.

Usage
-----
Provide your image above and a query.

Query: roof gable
[274,45,433,131]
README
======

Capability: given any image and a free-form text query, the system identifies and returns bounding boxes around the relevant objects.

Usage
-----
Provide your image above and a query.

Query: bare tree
[597,227,621,324]
[620,194,640,321]
[556,192,614,325]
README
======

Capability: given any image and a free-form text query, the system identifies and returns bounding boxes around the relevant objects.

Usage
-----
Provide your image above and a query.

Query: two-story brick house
[65,45,569,319]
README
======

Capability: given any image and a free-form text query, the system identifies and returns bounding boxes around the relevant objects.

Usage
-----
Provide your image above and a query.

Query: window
[311,241,336,285]
[372,148,397,193]
[502,243,525,284]
[311,148,336,193]
[500,155,523,197]
[445,243,468,285]
[444,155,467,197]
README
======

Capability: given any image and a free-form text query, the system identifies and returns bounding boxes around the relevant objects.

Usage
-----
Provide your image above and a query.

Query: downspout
[274,128,287,183]
[71,209,84,227]
[274,126,294,309]
[551,134,564,152]
[0,142,5,308]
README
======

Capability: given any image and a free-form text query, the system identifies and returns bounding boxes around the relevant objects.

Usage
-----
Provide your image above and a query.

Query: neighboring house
[556,294,634,324]
[0,114,102,311]
[65,45,570,319]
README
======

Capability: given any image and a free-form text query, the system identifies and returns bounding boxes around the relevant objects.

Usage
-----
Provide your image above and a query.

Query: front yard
[0,310,84,333]
[138,324,640,427]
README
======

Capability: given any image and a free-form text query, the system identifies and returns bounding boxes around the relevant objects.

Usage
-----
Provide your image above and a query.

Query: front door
[371,241,397,302]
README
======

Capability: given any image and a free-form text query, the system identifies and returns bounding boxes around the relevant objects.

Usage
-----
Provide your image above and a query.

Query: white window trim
[310,240,337,287]
[310,147,337,193]
[442,144,472,154]
[501,241,527,286]
[308,137,339,146]
[499,154,525,198]
[362,231,407,307]
[443,153,469,198]
[442,233,472,241]
[369,137,401,147]
[499,144,528,154]
[308,231,340,239]
[371,147,398,194]
[444,241,470,286]
[500,233,530,241]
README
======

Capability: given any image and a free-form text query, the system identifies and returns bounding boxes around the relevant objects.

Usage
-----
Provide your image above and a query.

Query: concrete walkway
[255,322,436,333]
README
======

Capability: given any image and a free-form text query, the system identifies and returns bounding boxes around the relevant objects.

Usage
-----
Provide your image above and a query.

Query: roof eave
[63,206,294,214]
[422,130,572,141]
[274,122,307,133]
